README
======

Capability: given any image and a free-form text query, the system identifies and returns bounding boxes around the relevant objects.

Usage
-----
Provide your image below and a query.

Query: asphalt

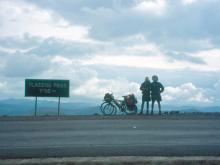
[1,156,220,165]
[0,115,220,159]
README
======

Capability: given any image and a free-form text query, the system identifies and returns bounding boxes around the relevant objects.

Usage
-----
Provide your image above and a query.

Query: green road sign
[25,79,69,97]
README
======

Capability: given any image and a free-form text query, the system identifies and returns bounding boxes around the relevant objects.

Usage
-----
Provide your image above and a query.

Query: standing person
[151,75,164,115]
[140,77,151,115]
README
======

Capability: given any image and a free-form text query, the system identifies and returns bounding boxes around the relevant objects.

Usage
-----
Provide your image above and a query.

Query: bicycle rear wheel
[103,103,116,116]
[125,105,138,115]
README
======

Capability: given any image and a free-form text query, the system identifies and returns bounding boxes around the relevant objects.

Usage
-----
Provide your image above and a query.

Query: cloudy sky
[0,0,220,106]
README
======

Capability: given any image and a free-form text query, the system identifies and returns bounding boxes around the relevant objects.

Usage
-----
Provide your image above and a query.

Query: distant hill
[0,99,220,116]
[0,99,100,116]
[162,105,220,113]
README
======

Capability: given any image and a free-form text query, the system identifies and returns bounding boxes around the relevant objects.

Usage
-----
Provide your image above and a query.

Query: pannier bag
[104,93,114,102]
[124,94,137,106]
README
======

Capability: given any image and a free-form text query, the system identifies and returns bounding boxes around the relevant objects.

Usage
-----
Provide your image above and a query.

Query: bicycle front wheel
[103,103,116,116]
[100,101,108,114]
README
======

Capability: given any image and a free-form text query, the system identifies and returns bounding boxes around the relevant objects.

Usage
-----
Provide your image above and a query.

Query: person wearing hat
[140,76,151,115]
[151,75,164,115]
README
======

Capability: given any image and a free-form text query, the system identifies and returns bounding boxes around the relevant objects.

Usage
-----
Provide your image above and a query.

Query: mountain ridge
[0,98,220,116]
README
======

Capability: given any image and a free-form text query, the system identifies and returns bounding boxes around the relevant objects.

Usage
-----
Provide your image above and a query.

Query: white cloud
[82,54,182,69]
[0,0,220,106]
[0,81,7,90]
[44,56,147,101]
[214,78,220,89]
[73,77,140,99]
[0,0,90,42]
[182,0,198,5]
[133,0,167,15]
[0,78,26,99]
[2,52,50,77]
[0,80,8,98]
[51,56,73,65]
[40,56,98,90]
[81,53,210,70]
[125,43,160,54]
[79,45,220,71]
[163,83,213,104]
[204,77,220,103]
[195,49,220,71]
[0,46,18,54]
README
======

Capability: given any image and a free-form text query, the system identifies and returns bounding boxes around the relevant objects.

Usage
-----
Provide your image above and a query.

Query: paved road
[0,116,220,158]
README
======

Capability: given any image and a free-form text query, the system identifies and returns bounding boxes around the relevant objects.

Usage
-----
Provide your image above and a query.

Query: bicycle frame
[112,99,126,113]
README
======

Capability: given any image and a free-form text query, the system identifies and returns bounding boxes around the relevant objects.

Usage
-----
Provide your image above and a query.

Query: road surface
[0,115,220,158]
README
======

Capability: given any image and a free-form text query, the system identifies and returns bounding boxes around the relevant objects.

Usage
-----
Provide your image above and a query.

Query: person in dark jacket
[151,75,164,115]
[140,77,151,115]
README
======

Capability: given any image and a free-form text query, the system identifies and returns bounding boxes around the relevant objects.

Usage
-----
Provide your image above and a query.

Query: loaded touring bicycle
[100,93,138,115]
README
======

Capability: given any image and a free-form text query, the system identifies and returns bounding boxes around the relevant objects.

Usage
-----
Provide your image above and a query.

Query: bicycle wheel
[103,103,116,115]
[100,101,109,114]
[120,104,127,115]
[133,105,138,114]
[125,105,138,115]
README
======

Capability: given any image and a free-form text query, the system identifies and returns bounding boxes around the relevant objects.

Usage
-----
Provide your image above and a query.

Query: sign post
[35,97,37,117]
[58,97,60,116]
[25,79,69,116]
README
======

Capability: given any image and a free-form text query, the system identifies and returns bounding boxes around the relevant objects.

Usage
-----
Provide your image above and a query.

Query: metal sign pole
[58,97,61,116]
[35,97,37,117]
